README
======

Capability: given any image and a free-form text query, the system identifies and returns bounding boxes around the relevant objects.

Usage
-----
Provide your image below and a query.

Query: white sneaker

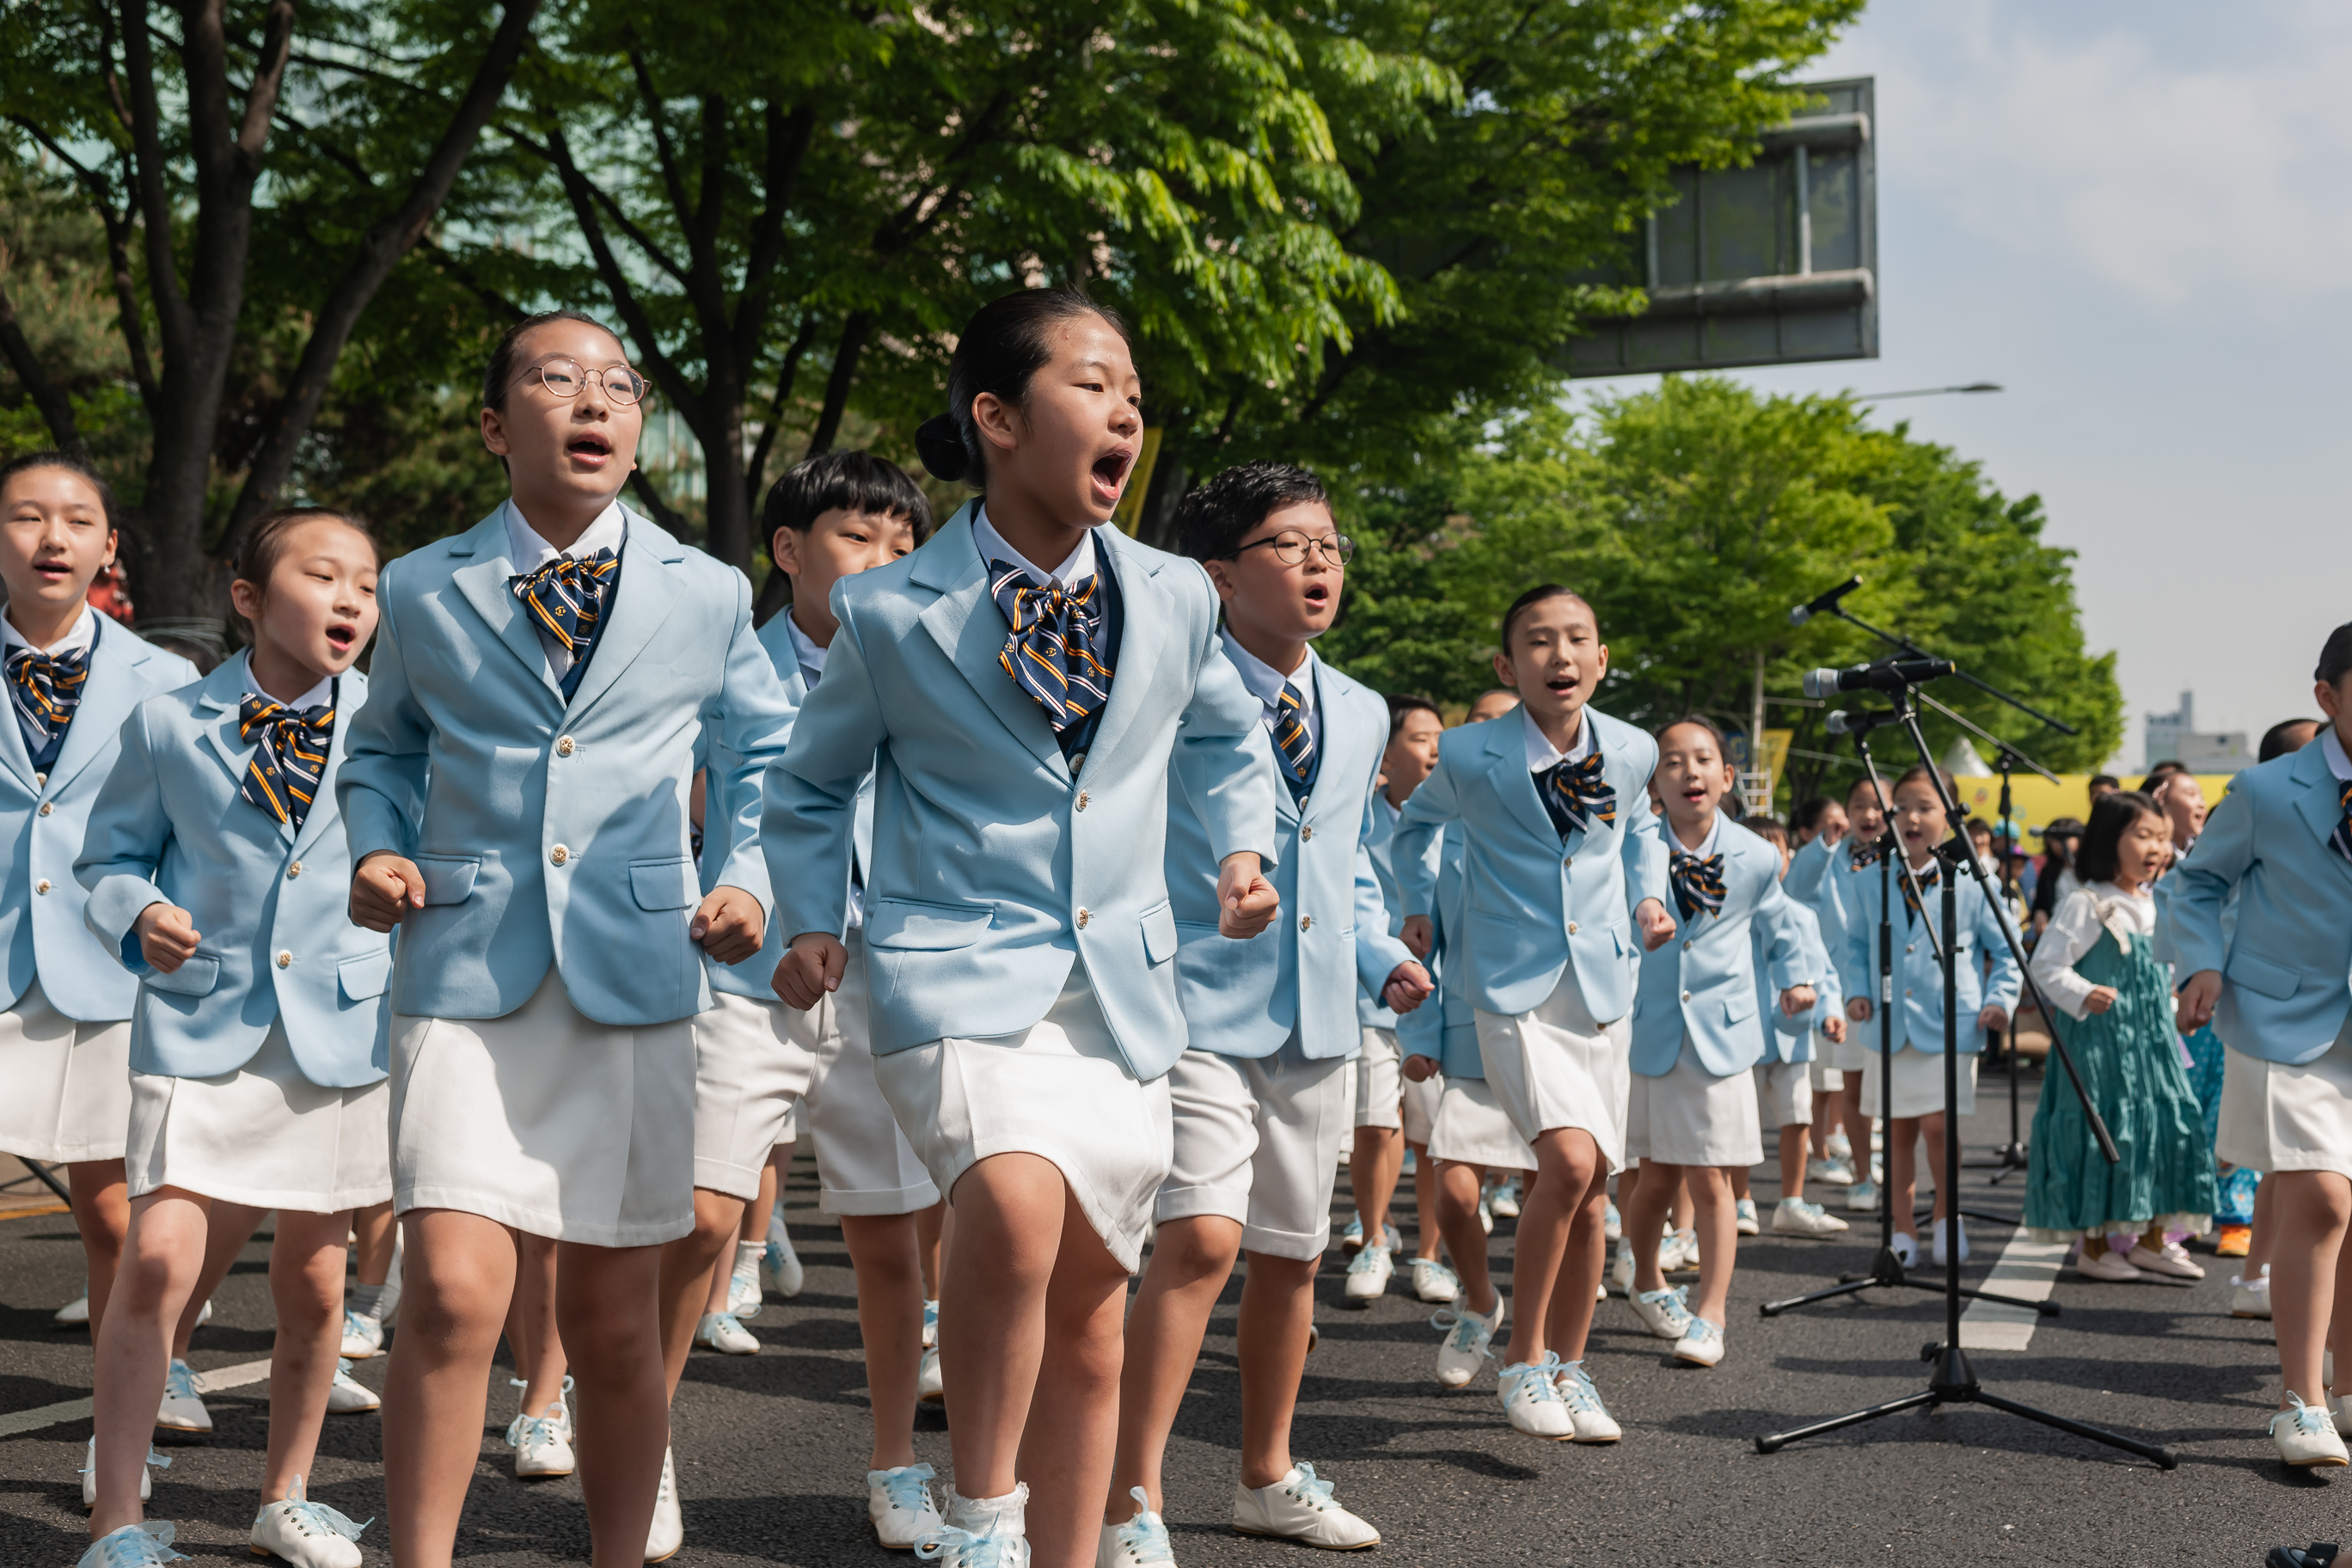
[1552,1359,1621,1442]
[2330,1393,2352,1440]
[1665,1229,1701,1271]
[928,1485,1032,1567]
[326,1359,379,1413]
[1773,1197,1850,1236]
[194,1298,211,1330]
[1343,1245,1393,1302]
[1099,1487,1173,1567]
[1477,1197,1493,1235]
[727,1239,765,1319]
[1339,1216,1366,1253]
[1491,1180,1522,1219]
[55,1293,90,1327]
[918,1343,946,1404]
[1845,1179,1879,1214]
[76,1523,187,1568]
[868,1462,944,1550]
[1806,1157,1855,1187]
[2127,1240,2203,1280]
[1630,1286,1694,1342]
[1411,1257,1460,1304]
[1608,1243,1635,1297]
[1733,1198,1761,1237]
[338,1309,384,1359]
[2076,1246,2142,1283]
[1497,1355,1572,1438]
[1672,1315,1726,1368]
[155,1359,211,1433]
[1232,1461,1378,1548]
[1826,1130,1853,1162]
[645,1445,683,1562]
[1890,1232,1918,1270]
[2232,1269,2273,1319]
[506,1377,575,1479]
[694,1311,759,1356]
[1430,1293,1504,1387]
[1602,1198,1622,1241]
[922,1297,940,1350]
[763,1210,805,1299]
[1932,1217,1969,1267]
[81,1437,165,1509]
[251,1477,368,1568]
[2271,1395,2351,1467]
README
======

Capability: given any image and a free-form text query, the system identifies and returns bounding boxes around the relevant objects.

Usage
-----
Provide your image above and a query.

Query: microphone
[1803,657,1957,698]
[1788,576,1862,627]
[1824,708,1905,737]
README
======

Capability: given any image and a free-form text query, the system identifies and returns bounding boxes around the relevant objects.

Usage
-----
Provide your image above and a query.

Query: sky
[1573,0,2349,769]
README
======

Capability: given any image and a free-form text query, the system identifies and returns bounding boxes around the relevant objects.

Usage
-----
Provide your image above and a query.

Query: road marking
[1959,1234,2070,1350]
[0,1357,275,1438]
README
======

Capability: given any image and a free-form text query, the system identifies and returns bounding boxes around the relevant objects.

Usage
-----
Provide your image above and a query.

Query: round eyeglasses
[514,357,649,406]
[1230,530,1354,567]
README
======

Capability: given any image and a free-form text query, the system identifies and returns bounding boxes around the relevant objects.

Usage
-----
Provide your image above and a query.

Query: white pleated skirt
[126,1020,389,1213]
[2217,1019,2352,1180]
[873,963,1172,1272]
[1473,969,1632,1173]
[1428,1077,1536,1173]
[1626,1042,1763,1167]
[1858,1044,1976,1121]
[389,968,696,1247]
[0,980,133,1164]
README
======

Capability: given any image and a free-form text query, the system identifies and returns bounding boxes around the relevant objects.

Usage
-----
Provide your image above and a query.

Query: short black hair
[2317,623,2352,687]
[1792,795,1838,834]
[1656,713,1730,754]
[1498,584,1594,650]
[2075,790,2165,885]
[1743,814,1790,850]
[754,450,934,626]
[0,450,120,535]
[2088,774,2120,792]
[1385,692,1441,739]
[1173,461,1329,563]
[2260,718,2322,762]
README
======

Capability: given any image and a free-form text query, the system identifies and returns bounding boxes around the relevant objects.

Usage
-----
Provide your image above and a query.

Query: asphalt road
[3,1063,2340,1568]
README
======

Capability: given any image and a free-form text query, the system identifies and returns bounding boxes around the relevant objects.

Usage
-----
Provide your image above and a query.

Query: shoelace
[2279,1394,2332,1436]
[92,1522,187,1566]
[1430,1303,1497,1359]
[1345,1246,1389,1275]
[870,1462,937,1513]
[1498,1352,1565,1406]
[1681,1316,1723,1347]
[266,1477,372,1542]
[702,1311,750,1341]
[342,1308,368,1339]
[334,1357,364,1382]
[1556,1360,1608,1413]
[505,1376,573,1450]
[1111,1485,1175,1565]
[1638,1285,1692,1329]
[915,1523,1015,1567]
[1283,1461,1338,1510]
[163,1361,201,1401]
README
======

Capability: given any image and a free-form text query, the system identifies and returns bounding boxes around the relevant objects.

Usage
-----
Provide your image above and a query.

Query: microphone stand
[1756,694,2174,1469]
[1977,743,2038,1179]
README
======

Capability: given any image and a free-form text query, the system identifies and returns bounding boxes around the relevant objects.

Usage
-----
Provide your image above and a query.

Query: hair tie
[915,414,970,483]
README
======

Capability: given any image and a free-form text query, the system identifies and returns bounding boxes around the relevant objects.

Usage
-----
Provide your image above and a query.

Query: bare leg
[1683,1167,1737,1325]
[260,1208,356,1500]
[1349,1125,1401,1245]
[173,1201,264,1359]
[1779,1124,1810,1205]
[941,1153,1076,1497]
[1886,1117,1922,1243]
[1730,1166,1750,1202]
[2270,1172,2352,1409]
[89,1188,207,1535]
[67,1160,130,1343]
[916,1198,947,1301]
[739,1160,777,1246]
[840,1212,927,1470]
[383,1210,522,1568]
[1236,1253,1317,1489]
[1106,1216,1242,1519]
[1626,1161,1675,1295]
[1433,1162,1497,1314]
[508,1233,567,1418]
[1540,1169,1610,1362]
[1408,1142,1442,1261]
[352,1200,398,1287]
[658,1187,746,1398]
[1838,1078,1867,1167]
[2247,1174,2277,1277]
[1919,1111,1951,1223]
[1503,1128,1605,1367]
[1014,1185,1131,1568]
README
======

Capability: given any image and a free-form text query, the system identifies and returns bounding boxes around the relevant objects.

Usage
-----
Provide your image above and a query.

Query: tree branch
[744,313,818,505]
[628,469,689,535]
[731,101,816,367]
[6,117,158,408]
[500,125,691,285]
[116,0,187,353]
[235,1,296,163]
[0,274,87,454]
[624,47,697,244]
[805,311,873,458]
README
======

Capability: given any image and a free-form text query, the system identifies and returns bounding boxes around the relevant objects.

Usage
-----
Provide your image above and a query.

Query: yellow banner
[1945,774,2239,838]
[1111,428,1165,536]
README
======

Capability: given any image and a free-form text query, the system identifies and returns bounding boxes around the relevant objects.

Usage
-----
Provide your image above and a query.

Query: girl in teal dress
[2024,791,2217,1279]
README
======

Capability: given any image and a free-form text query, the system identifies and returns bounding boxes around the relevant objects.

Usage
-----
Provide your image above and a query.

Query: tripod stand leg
[1965,1387,2177,1468]
[1948,1283,2061,1316]
[1759,1277,1887,1318]
[1755,1388,1939,1453]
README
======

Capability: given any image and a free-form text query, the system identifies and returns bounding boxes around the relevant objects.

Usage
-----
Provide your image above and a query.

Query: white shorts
[1858,1045,1976,1121]
[1626,1043,1762,1167]
[126,1019,390,1213]
[389,968,695,1248]
[1474,969,1632,1173]
[0,981,133,1164]
[785,934,940,1216]
[1828,1019,1871,1073]
[691,993,815,1200]
[1156,1047,1350,1261]
[2217,1021,2352,1179]
[1429,1077,1536,1173]
[874,965,1172,1273]
[1401,1069,1442,1145]
[1753,1059,1814,1134]
[1808,1057,1846,1094]
[1353,1026,1402,1130]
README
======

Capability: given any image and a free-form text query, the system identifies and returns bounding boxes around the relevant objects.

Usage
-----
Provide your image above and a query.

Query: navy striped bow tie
[1848,836,1890,869]
[2331,778,2352,866]
[511,549,619,697]
[1902,861,1939,926]
[239,692,335,830]
[1273,680,1317,799]
[1669,849,1726,924]
[1534,750,1615,842]
[6,645,89,772]
[989,560,1112,734]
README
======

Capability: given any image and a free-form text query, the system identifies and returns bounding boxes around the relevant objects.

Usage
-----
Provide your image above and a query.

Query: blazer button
[286,861,302,879]
[1681,989,1692,1002]
[1300,915,1314,931]
[1682,939,1694,951]
[37,801,52,816]
[34,879,49,895]
[1562,854,1573,868]
[1075,791,1088,811]
[1905,945,1914,955]
[277,951,293,969]
[1076,908,1091,928]
[1302,824,1315,841]
[550,845,570,865]
[557,736,576,757]
[1906,988,1914,997]
[33,772,45,788]
[1567,921,1578,934]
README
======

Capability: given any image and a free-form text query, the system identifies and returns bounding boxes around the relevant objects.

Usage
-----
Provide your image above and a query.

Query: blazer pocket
[145,954,221,997]
[1723,989,1759,1026]
[867,897,991,952]
[2227,949,2300,1001]
[1141,902,1179,965]
[628,858,699,912]
[338,952,394,1002]
[414,855,480,905]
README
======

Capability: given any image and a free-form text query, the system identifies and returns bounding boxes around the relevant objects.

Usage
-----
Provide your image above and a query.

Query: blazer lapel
[0,674,33,793]
[446,511,565,704]
[292,671,364,859]
[1080,528,1171,781]
[1485,716,1561,847]
[912,508,1066,777]
[2290,742,2352,879]
[46,624,147,793]
[1289,657,1355,830]
[564,515,685,722]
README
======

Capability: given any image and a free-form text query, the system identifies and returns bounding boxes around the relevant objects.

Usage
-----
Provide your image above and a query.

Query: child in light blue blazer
[1104,462,1425,1565]
[1730,815,1849,1238]
[1818,772,1896,1210]
[1395,585,1674,1443]
[1618,719,1813,1370]
[763,291,1282,1568]
[77,508,386,1568]
[339,311,797,1568]
[2169,622,2352,1467]
[0,453,199,1386]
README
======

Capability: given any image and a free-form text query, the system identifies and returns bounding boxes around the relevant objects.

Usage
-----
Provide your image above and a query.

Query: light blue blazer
[1393,707,1669,1023]
[1629,816,1809,1077]
[0,622,199,1022]
[76,663,390,1086]
[2163,740,2352,1065]
[1785,833,1835,913]
[1357,793,1406,1030]
[1398,823,1485,1081]
[1755,897,1842,1066]
[1166,651,1411,1062]
[761,505,1281,1080]
[1834,852,2021,1054]
[338,506,797,1026]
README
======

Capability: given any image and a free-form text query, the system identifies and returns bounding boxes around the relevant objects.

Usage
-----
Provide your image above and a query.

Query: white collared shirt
[784,609,829,690]
[1669,811,1722,861]
[2,603,97,659]
[1521,705,1595,773]
[1220,628,1320,757]
[505,497,628,680]
[242,649,332,714]
[972,504,1097,589]
[2030,880,2157,1020]
[2325,726,2352,783]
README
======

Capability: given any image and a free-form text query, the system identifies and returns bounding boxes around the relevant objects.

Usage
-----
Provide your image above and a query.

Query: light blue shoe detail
[1340,1216,1363,1248]
[1558,1359,1608,1416]
[1345,1246,1388,1277]
[504,1373,574,1448]
[77,1523,187,1568]
[163,1360,200,1401]
[1635,1284,1694,1338]
[1430,1302,1498,1362]
[871,1461,938,1510]
[915,1523,1023,1567]
[258,1475,372,1542]
[1108,1485,1175,1565]
[1400,1147,1418,1175]
[922,1297,940,1348]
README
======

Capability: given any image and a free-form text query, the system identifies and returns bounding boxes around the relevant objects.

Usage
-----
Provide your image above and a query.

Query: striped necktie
[511,549,620,698]
[1669,849,1726,924]
[2331,778,2352,866]
[239,690,336,830]
[989,560,1112,735]
[1273,680,1317,799]
[6,645,89,773]
[1534,750,1615,842]
[1902,861,1939,926]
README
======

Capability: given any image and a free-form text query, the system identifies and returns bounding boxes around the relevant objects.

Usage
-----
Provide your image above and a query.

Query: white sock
[947,1484,1028,1534]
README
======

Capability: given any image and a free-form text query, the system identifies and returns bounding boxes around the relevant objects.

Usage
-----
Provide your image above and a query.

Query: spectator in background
[2259,719,2320,762]
[1792,794,1847,848]
[2030,818,2086,939]
[2087,774,2121,804]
